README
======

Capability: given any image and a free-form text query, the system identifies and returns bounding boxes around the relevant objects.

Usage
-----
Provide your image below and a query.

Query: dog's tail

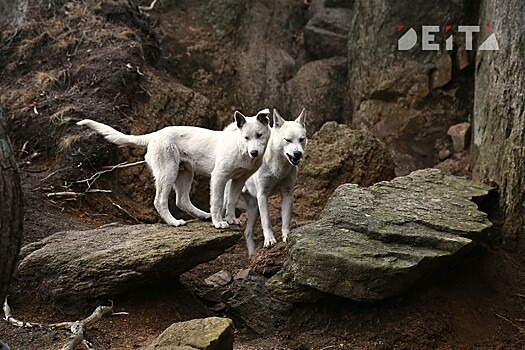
[77,119,151,147]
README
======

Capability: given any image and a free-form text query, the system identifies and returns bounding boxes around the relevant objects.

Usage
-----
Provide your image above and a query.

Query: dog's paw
[226,217,241,225]
[214,221,229,229]
[169,219,186,227]
[282,230,290,242]
[264,236,277,248]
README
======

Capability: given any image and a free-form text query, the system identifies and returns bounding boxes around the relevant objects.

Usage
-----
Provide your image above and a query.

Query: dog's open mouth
[287,154,301,166]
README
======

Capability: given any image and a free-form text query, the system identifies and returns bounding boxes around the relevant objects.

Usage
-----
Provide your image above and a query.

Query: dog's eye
[299,137,305,143]
[244,136,250,141]
[284,138,292,143]
[256,133,263,139]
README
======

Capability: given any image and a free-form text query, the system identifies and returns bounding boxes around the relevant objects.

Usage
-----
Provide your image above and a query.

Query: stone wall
[472,0,525,239]
[347,0,478,175]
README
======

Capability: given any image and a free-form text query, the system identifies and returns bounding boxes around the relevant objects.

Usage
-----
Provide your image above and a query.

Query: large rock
[229,0,300,112]
[227,276,292,335]
[16,223,241,304]
[295,122,395,220]
[280,58,347,136]
[268,169,494,302]
[146,317,234,350]
[347,0,478,175]
[304,4,353,59]
[472,0,525,239]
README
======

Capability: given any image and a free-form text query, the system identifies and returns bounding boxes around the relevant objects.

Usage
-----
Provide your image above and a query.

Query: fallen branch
[138,0,159,11]
[47,191,85,199]
[3,300,45,329]
[3,299,127,350]
[61,305,113,350]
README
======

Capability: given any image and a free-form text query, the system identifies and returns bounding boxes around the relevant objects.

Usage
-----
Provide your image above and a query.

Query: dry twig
[111,202,139,223]
[138,0,159,11]
[69,160,145,191]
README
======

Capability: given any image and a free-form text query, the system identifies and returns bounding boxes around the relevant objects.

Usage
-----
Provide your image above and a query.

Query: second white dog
[77,109,271,229]
[231,108,307,255]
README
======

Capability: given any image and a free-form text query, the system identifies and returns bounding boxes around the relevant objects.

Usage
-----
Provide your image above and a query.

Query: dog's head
[233,108,271,158]
[272,108,307,166]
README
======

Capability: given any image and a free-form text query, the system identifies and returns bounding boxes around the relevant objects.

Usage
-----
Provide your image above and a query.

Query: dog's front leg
[210,171,229,229]
[225,177,249,225]
[257,186,277,248]
[281,187,293,243]
[280,175,296,242]
[244,193,260,256]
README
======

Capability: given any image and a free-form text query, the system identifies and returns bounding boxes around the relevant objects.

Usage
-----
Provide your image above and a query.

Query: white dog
[231,108,307,255]
[77,109,270,229]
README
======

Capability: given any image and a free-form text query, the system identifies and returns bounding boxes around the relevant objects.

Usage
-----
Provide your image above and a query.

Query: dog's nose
[293,151,302,159]
[250,150,259,157]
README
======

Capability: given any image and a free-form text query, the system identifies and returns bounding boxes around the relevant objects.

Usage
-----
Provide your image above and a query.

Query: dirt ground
[1,0,525,349]
[1,155,525,350]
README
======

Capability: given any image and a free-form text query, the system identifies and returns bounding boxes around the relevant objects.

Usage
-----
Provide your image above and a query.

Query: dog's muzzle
[287,151,302,166]
[249,150,259,158]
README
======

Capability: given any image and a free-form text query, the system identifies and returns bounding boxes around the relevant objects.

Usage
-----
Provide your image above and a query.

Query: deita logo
[397,25,499,51]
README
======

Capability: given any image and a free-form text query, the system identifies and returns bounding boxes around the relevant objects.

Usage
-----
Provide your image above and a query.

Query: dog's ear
[273,109,285,129]
[295,108,306,127]
[234,111,247,129]
[256,108,270,126]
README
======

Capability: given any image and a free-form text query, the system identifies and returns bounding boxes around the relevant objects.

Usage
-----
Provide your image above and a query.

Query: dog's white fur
[77,109,270,229]
[231,108,307,255]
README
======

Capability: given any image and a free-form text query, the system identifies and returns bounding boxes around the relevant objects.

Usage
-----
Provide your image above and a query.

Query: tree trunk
[0,106,23,304]
[0,0,27,28]
[472,0,525,239]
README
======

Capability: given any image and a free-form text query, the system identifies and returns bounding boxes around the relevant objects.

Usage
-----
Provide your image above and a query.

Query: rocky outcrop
[210,0,352,136]
[347,0,479,175]
[268,169,494,302]
[146,317,234,350]
[295,122,395,220]
[280,58,347,136]
[16,223,241,305]
[472,0,525,238]
[228,276,292,335]
[304,2,353,59]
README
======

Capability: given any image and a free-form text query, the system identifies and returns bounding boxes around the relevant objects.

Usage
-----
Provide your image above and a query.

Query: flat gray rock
[268,169,494,302]
[17,222,241,304]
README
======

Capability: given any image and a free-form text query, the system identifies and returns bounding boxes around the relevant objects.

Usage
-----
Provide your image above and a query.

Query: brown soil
[2,157,525,350]
[1,1,524,349]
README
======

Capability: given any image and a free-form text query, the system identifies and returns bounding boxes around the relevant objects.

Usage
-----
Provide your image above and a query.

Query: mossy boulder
[16,222,241,305]
[147,317,234,350]
[268,169,494,302]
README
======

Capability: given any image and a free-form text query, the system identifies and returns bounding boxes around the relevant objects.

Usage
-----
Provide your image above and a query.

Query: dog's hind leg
[243,193,259,256]
[174,165,211,220]
[146,142,186,227]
